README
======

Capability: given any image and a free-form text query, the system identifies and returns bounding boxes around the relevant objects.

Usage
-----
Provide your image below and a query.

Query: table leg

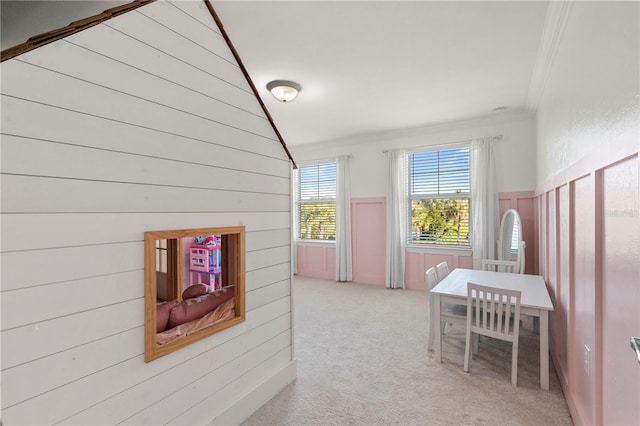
[428,295,434,351]
[540,310,549,390]
[434,294,442,362]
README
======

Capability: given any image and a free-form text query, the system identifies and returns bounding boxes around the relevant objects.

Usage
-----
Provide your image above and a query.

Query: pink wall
[351,198,386,285]
[572,175,596,421]
[295,197,387,284]
[405,252,473,291]
[536,148,639,425]
[295,244,335,280]
[296,193,536,291]
[558,184,571,386]
[295,147,640,426]
[601,156,639,425]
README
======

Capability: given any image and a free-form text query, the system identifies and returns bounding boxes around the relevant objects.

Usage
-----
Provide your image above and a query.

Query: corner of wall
[209,360,297,425]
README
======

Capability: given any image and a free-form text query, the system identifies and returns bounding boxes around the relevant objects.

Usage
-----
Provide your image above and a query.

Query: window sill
[406,245,472,256]
[295,240,336,247]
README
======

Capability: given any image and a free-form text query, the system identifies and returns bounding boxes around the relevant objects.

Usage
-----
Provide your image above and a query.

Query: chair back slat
[426,267,439,290]
[496,295,504,332]
[467,283,521,340]
[482,259,519,273]
[436,262,450,281]
[465,282,522,386]
[485,293,492,331]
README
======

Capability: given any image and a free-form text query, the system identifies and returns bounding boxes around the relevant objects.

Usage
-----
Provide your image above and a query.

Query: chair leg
[472,333,479,355]
[427,311,435,352]
[511,340,519,387]
[463,331,472,373]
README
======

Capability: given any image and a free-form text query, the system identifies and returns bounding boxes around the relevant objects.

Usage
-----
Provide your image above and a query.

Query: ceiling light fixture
[266,80,302,102]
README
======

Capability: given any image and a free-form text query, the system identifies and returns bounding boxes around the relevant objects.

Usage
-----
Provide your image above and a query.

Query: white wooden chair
[464,282,522,387]
[426,266,476,352]
[481,259,519,273]
[426,266,439,290]
[435,261,450,281]
[482,258,535,330]
[426,267,440,351]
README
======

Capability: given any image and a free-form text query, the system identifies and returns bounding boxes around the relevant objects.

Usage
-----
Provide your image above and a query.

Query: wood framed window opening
[144,226,245,362]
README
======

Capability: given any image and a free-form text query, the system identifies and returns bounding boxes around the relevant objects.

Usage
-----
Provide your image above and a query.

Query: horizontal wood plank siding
[56,298,290,425]
[16,38,269,136]
[135,2,235,63]
[2,136,289,195]
[2,270,144,330]
[2,175,289,213]
[2,242,144,291]
[1,96,289,178]
[0,1,293,424]
[2,61,282,158]
[2,213,290,252]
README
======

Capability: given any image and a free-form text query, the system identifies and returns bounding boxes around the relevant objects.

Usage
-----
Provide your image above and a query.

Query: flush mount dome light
[266,80,302,102]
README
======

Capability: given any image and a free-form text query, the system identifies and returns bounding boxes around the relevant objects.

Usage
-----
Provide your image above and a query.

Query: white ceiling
[213,1,550,146]
[1,1,550,147]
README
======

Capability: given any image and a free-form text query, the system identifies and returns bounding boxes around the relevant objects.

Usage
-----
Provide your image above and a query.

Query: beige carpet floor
[242,276,573,426]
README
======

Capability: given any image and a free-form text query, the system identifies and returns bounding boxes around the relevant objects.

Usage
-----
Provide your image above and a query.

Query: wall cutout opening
[144,226,245,362]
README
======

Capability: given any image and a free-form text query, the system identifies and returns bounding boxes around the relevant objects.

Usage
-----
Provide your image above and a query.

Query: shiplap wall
[0,1,295,424]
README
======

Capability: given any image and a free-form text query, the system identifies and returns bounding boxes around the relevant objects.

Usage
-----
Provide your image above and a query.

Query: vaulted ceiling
[214,1,550,146]
[1,1,550,147]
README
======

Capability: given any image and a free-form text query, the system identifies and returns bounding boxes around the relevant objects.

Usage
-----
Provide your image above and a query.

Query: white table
[431,268,554,390]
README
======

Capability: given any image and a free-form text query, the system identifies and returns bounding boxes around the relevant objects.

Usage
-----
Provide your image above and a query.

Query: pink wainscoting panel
[601,155,640,426]
[538,194,547,283]
[296,244,335,280]
[405,252,473,291]
[405,252,427,291]
[537,149,639,426]
[546,190,560,360]
[458,255,474,269]
[351,197,386,286]
[572,175,596,424]
[558,184,571,387]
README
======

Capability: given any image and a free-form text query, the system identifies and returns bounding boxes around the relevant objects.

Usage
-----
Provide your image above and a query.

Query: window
[296,162,337,240]
[408,147,471,247]
[144,226,246,362]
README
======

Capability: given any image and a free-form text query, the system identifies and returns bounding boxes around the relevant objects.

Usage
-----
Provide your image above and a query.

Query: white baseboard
[209,359,298,426]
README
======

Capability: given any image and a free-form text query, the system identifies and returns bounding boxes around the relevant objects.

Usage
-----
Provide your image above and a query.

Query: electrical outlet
[583,344,591,376]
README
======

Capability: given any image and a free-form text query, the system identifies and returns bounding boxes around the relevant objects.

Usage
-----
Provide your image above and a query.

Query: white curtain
[335,155,353,281]
[385,149,407,289]
[471,137,499,269]
[291,167,299,275]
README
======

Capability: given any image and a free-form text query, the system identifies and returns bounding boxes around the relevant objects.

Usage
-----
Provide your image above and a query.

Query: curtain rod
[296,154,353,165]
[382,134,503,153]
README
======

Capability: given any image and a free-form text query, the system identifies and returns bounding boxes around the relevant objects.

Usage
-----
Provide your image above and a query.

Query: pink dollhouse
[189,235,222,290]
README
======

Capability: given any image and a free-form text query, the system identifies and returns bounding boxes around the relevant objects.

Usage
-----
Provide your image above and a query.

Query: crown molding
[526,1,574,113]
[291,109,533,154]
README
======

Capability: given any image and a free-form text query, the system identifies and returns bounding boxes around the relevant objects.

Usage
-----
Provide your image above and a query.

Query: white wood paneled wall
[0,1,294,424]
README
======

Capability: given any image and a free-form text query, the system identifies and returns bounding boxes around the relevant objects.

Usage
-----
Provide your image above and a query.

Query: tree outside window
[296,163,336,240]
[409,148,471,247]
